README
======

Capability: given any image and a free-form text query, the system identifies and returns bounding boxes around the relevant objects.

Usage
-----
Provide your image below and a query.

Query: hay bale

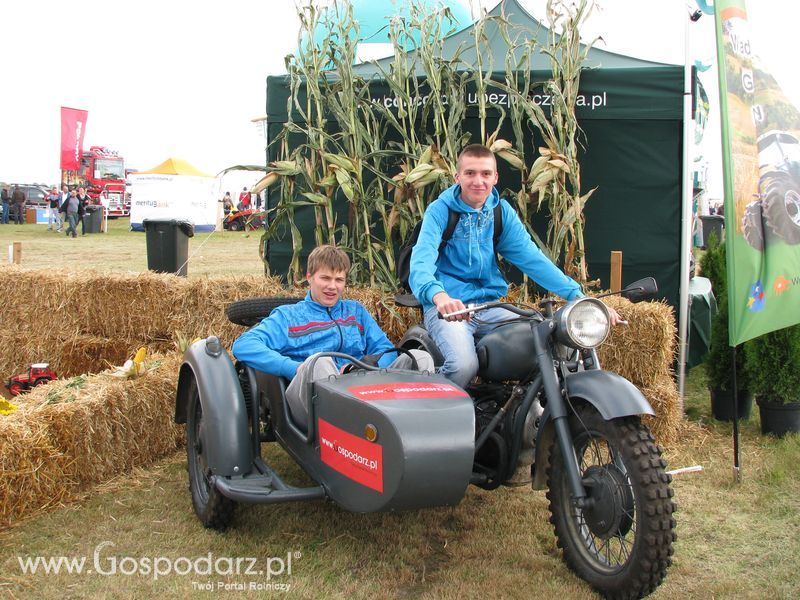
[0,412,74,526]
[173,275,289,347]
[0,352,183,526]
[640,379,683,445]
[597,296,676,389]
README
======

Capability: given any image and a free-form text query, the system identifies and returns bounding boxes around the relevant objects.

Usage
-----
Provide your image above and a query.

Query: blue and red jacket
[231,291,395,380]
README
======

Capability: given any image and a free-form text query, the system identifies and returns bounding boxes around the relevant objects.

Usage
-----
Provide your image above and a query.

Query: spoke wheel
[547,405,676,599]
[186,378,236,529]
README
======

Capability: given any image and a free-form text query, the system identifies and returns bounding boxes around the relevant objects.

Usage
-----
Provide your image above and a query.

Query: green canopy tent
[264,0,690,310]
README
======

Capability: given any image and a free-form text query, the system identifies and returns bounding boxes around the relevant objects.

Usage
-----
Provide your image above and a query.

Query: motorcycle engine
[471,383,543,488]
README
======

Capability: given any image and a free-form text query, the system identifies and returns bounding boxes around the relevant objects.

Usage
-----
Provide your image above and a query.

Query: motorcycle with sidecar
[174,278,675,599]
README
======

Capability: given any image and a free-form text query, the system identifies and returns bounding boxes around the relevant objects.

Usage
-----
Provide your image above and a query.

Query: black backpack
[396,204,503,293]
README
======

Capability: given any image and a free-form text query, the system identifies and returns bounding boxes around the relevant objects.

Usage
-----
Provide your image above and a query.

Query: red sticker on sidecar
[347,382,469,401]
[318,418,383,493]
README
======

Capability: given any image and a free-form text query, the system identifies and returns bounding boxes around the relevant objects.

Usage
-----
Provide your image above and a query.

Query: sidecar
[174,336,475,528]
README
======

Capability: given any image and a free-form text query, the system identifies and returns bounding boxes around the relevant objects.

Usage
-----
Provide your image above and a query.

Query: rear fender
[175,337,253,477]
[531,369,654,489]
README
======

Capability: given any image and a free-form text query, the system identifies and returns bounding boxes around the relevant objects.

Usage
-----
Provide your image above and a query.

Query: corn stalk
[262,0,596,291]
[527,0,598,286]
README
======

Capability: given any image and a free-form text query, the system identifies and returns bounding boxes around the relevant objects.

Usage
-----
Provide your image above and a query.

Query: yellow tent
[136,157,211,178]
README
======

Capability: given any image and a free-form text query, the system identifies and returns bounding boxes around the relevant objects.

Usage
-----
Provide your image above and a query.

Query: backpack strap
[492,202,503,248]
[438,208,460,251]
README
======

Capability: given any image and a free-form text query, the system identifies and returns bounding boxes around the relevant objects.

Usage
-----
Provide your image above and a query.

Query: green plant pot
[709,387,753,421]
[757,398,800,437]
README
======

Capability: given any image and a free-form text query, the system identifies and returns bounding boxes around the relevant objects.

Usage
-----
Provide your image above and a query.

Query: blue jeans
[0,202,8,224]
[424,305,518,388]
[66,213,79,237]
[48,208,63,230]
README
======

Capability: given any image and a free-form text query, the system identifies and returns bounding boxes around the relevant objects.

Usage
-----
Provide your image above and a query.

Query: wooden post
[610,251,622,292]
[12,241,22,264]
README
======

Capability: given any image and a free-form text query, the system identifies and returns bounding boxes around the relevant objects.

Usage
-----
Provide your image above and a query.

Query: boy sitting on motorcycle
[233,244,434,430]
[409,144,621,389]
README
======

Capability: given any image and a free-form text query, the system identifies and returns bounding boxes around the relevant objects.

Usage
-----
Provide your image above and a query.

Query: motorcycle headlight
[554,298,610,349]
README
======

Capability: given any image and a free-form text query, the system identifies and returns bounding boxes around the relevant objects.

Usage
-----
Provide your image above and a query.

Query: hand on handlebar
[434,293,469,322]
[607,306,627,327]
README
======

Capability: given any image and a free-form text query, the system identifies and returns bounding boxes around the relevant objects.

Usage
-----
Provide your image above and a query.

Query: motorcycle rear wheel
[547,405,676,599]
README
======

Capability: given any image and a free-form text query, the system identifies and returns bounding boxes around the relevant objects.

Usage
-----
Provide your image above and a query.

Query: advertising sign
[60,107,88,171]
[715,0,800,344]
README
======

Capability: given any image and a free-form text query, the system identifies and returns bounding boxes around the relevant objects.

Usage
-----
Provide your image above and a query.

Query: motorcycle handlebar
[439,301,540,319]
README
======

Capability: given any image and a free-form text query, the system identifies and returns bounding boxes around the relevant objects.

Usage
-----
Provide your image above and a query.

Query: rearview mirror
[621,277,658,303]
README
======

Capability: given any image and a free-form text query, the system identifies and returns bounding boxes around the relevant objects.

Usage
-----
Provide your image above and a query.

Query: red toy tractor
[6,363,58,396]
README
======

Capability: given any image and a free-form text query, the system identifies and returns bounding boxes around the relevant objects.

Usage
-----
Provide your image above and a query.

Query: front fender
[531,370,654,489]
[565,370,655,419]
[174,337,253,477]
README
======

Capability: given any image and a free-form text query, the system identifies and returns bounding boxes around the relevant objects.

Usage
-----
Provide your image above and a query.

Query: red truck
[62,146,129,217]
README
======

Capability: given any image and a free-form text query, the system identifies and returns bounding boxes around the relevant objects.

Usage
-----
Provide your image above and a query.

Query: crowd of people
[0,184,100,237]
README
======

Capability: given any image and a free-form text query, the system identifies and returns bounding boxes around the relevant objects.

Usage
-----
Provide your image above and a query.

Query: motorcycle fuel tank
[476,321,539,382]
[312,370,475,513]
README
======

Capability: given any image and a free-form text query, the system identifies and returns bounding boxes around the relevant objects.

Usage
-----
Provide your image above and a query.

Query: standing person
[233,244,434,431]
[238,186,251,210]
[222,191,234,215]
[11,185,26,225]
[64,190,80,238]
[75,187,91,236]
[0,186,9,224]
[46,187,63,231]
[58,185,70,226]
[409,144,621,389]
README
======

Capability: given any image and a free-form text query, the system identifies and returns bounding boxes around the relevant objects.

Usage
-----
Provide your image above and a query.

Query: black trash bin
[83,205,103,234]
[700,214,724,248]
[143,219,194,277]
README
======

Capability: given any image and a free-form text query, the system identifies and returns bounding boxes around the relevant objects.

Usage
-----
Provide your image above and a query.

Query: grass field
[0,221,798,599]
[0,217,264,278]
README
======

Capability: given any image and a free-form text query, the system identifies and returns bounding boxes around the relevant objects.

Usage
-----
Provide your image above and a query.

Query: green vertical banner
[715,0,800,345]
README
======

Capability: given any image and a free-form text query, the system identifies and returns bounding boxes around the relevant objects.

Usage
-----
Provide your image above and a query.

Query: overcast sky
[1,0,795,198]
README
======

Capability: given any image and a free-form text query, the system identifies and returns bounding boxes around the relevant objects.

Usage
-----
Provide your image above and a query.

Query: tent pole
[677,10,695,408]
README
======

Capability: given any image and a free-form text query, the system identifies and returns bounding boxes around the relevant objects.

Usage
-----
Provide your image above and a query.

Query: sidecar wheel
[186,378,236,530]
[546,405,676,599]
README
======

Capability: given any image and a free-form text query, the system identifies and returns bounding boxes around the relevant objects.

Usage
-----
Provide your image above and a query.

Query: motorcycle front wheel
[547,404,676,599]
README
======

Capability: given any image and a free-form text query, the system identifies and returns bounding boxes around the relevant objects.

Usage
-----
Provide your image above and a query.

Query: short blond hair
[306,245,350,276]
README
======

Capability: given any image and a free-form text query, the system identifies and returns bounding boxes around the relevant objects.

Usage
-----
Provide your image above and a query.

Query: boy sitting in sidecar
[232,244,434,429]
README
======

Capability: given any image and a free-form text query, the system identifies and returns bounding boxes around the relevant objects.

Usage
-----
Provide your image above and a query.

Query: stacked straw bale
[0,267,289,378]
[0,353,182,527]
[0,268,681,526]
[598,296,681,444]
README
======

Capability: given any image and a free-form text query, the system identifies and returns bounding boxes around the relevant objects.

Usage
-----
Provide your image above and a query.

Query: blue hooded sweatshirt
[231,291,395,380]
[409,184,582,312]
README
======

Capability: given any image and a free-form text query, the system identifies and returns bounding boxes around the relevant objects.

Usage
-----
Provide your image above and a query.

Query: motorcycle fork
[532,321,590,507]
